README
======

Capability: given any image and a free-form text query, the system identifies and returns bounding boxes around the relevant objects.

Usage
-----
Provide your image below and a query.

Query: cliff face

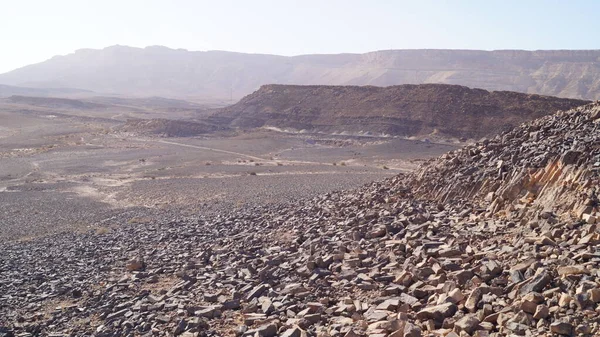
[1,46,600,99]
[215,84,589,139]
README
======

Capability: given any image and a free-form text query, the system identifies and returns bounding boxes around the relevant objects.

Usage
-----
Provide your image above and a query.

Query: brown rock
[558,293,572,308]
[403,323,422,337]
[550,321,574,336]
[126,258,146,271]
[454,315,480,335]
[520,299,537,314]
[465,287,484,313]
[589,288,600,303]
[533,304,549,319]
[557,265,588,276]
[416,302,457,322]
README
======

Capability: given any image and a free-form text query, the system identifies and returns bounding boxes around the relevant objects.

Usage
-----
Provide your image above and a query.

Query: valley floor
[0,104,454,241]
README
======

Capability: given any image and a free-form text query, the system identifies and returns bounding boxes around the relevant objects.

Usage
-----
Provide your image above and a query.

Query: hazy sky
[1,0,599,73]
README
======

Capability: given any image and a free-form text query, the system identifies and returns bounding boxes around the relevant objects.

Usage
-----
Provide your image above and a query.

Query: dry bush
[95,227,111,235]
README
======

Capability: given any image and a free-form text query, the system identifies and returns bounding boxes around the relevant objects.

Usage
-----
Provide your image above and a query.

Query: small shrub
[95,227,110,235]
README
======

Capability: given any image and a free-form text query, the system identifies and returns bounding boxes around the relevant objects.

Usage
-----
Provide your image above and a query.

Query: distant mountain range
[1,45,600,100]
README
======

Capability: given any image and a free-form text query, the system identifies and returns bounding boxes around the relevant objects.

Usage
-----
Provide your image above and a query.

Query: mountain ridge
[1,45,600,99]
[0,84,92,98]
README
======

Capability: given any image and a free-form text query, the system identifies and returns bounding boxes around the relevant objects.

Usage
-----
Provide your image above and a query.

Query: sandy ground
[0,101,456,241]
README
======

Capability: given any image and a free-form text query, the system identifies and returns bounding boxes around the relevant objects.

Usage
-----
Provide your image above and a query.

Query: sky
[0,0,599,73]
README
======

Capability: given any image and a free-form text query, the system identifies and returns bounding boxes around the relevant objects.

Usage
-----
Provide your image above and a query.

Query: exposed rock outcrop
[410,102,600,222]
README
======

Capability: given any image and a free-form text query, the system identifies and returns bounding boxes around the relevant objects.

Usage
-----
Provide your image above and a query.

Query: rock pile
[2,104,600,337]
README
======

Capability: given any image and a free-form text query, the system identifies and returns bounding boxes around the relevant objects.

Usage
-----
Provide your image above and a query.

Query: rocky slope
[410,102,600,222]
[1,105,600,337]
[2,46,600,99]
[215,84,588,139]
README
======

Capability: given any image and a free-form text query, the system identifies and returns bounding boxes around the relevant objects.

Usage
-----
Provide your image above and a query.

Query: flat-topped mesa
[215,84,588,140]
[409,102,600,222]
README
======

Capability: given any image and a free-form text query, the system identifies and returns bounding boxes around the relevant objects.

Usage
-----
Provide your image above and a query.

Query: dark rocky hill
[215,84,589,139]
[122,118,227,137]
